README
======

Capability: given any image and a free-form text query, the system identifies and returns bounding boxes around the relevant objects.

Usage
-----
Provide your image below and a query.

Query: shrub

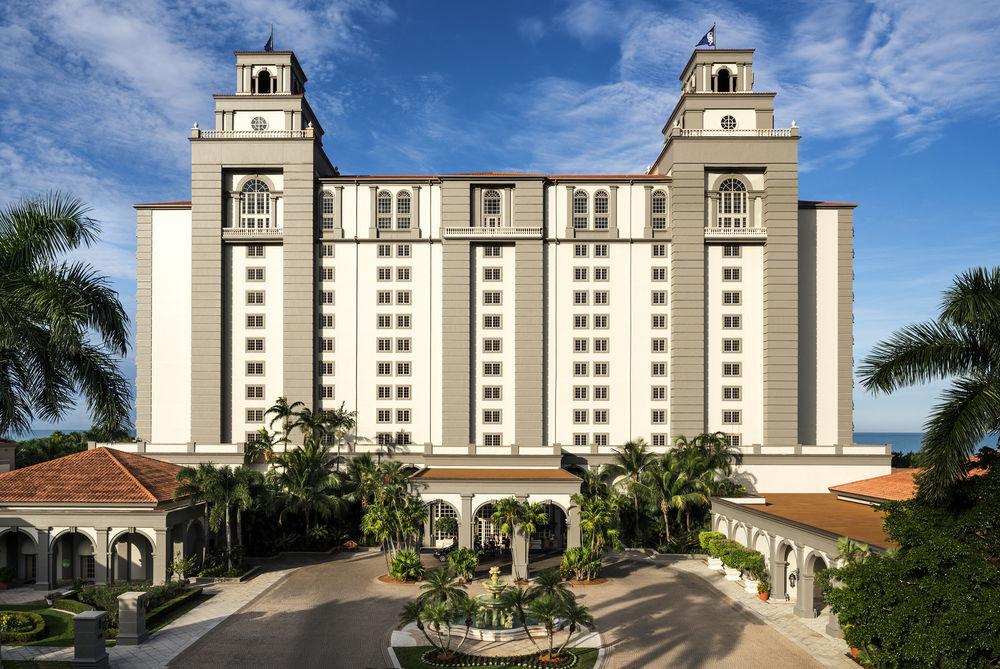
[699,531,725,554]
[560,547,603,581]
[447,548,478,582]
[0,566,15,583]
[145,587,203,630]
[0,611,46,642]
[78,581,187,628]
[390,550,425,582]
[52,598,95,614]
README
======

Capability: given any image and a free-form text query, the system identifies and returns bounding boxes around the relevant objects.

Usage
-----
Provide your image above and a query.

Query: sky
[1,0,998,434]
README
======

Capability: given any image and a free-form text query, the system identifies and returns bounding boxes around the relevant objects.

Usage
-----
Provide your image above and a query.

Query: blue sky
[1,0,998,433]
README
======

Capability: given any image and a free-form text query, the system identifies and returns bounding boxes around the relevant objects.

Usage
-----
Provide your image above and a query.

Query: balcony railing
[678,128,793,138]
[192,129,312,139]
[443,225,544,238]
[222,227,283,239]
[704,227,767,240]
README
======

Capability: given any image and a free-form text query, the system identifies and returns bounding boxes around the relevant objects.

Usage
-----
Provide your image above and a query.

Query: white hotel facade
[124,46,890,553]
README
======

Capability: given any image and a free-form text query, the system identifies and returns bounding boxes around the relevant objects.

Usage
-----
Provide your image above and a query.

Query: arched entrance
[427,500,459,548]
[716,68,732,92]
[804,553,831,615]
[111,531,154,583]
[51,531,96,585]
[532,502,567,553]
[753,532,770,569]
[776,542,798,602]
[1,530,38,583]
[473,504,502,552]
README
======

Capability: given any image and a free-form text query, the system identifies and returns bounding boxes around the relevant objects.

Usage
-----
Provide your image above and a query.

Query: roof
[133,201,192,209]
[723,493,892,549]
[0,448,185,505]
[798,200,858,209]
[412,468,580,482]
[829,469,919,503]
[324,173,670,182]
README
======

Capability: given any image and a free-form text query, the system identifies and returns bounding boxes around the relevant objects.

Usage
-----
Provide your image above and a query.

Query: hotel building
[121,45,890,556]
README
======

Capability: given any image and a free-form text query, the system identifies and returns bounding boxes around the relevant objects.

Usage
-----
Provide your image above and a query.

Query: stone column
[567,505,581,550]
[153,529,169,585]
[609,184,619,232]
[794,572,817,618]
[512,495,529,580]
[35,528,50,590]
[770,553,788,600]
[458,494,474,549]
[422,514,432,549]
[117,592,149,645]
[412,185,421,232]
[94,528,110,585]
[73,610,110,668]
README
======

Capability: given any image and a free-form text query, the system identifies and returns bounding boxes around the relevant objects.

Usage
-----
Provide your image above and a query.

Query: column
[171,524,184,564]
[412,185,421,233]
[794,572,817,618]
[153,529,169,585]
[458,495,474,549]
[94,528,109,585]
[35,528,50,590]
[230,192,240,228]
[564,185,575,236]
[609,184,619,232]
[512,495,529,580]
[422,514,432,549]
[770,551,787,599]
[567,505,581,550]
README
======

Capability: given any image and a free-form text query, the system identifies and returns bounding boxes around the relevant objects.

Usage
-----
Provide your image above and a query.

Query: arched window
[482,189,502,227]
[718,178,748,228]
[429,501,458,544]
[396,190,411,229]
[717,68,732,93]
[573,190,589,229]
[255,70,272,95]
[240,179,271,229]
[651,190,667,230]
[321,191,335,231]
[376,190,392,230]
[594,190,610,230]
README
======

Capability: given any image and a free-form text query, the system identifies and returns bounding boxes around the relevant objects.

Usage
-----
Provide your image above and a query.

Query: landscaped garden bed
[394,647,598,669]
[0,603,77,646]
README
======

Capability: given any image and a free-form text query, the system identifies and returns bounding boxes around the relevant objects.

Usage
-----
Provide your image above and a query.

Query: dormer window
[241,179,271,229]
[718,178,748,228]
[482,189,502,227]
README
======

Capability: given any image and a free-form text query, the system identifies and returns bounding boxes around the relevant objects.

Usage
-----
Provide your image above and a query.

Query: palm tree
[491,497,523,578]
[452,595,479,654]
[420,600,456,658]
[232,467,262,547]
[644,453,709,544]
[265,396,304,439]
[500,585,540,650]
[571,492,621,553]
[271,440,345,532]
[606,439,654,540]
[527,594,563,660]
[859,267,1000,501]
[245,428,284,465]
[529,569,574,606]
[518,501,549,579]
[322,402,357,467]
[576,466,612,500]
[554,600,594,658]
[177,465,250,570]
[399,600,436,649]
[0,193,131,439]
[418,567,467,607]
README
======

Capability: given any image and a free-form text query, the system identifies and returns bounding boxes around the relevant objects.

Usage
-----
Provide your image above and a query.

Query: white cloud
[517,17,546,44]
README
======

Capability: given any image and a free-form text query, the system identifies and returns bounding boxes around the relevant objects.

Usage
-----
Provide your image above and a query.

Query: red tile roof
[0,448,185,505]
[829,469,920,503]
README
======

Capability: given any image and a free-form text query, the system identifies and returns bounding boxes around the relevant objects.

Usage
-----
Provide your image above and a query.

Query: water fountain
[475,566,514,629]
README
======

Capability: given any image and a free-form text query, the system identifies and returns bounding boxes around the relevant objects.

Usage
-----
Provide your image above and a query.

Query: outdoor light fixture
[789,569,799,589]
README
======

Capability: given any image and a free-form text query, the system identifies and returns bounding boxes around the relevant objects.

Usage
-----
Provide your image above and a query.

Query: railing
[443,226,544,238]
[192,129,312,139]
[704,227,767,240]
[222,227,283,239]
[678,128,792,137]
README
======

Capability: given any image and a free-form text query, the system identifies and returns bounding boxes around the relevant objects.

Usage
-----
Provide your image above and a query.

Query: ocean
[855,432,999,454]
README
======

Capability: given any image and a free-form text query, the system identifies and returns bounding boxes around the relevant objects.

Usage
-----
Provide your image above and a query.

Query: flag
[696,24,716,48]
[264,25,274,52]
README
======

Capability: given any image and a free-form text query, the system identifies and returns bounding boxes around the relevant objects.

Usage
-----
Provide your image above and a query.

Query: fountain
[475,566,514,629]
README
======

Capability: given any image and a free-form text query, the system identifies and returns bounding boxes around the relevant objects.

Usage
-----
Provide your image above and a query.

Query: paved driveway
[170,551,821,669]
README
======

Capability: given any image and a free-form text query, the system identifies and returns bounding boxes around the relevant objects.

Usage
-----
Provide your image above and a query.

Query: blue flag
[696,24,716,47]
[264,26,274,52]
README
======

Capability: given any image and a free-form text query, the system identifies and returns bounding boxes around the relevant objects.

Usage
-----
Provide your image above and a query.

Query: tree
[177,464,252,570]
[0,193,131,439]
[858,267,1000,502]
[270,440,346,533]
[491,497,523,577]
[418,567,467,608]
[322,402,357,468]
[500,585,540,651]
[644,452,709,544]
[13,430,88,468]
[265,396,304,439]
[528,569,574,607]
[821,450,1000,668]
[570,492,621,554]
[527,595,563,661]
[554,600,594,658]
[606,439,653,539]
[245,427,284,465]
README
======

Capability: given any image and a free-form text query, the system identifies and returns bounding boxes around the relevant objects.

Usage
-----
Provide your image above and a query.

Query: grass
[0,604,75,647]
[51,598,95,614]
[393,647,598,669]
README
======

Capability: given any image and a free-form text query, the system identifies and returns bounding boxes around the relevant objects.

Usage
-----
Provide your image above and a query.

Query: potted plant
[699,532,726,570]
[0,566,15,590]
[757,573,770,601]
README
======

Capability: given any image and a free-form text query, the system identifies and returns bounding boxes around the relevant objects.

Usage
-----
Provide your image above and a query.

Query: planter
[723,567,742,581]
[707,557,724,570]
[758,592,770,601]
[743,579,759,594]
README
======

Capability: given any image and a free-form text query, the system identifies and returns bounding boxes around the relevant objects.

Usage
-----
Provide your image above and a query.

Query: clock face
[251,116,268,131]
[721,115,737,130]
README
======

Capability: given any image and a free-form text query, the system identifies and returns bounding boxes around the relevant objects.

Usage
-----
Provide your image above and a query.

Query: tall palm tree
[500,585,540,650]
[265,396,304,440]
[529,569,575,606]
[418,567,467,607]
[271,440,345,532]
[554,600,594,658]
[859,267,1000,501]
[491,497,523,578]
[245,427,285,465]
[232,467,263,547]
[606,439,654,539]
[399,600,437,649]
[322,402,357,468]
[0,193,131,438]
[177,464,251,570]
[644,453,709,543]
[518,501,549,578]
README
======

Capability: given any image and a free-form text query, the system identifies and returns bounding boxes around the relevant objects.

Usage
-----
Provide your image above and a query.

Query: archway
[714,515,729,537]
[804,553,831,615]
[753,532,770,569]
[1,530,38,583]
[732,523,748,547]
[717,68,732,92]
[51,531,96,585]
[473,503,501,552]
[775,542,798,602]
[427,500,459,548]
[111,531,154,583]
[255,70,272,94]
[532,502,567,553]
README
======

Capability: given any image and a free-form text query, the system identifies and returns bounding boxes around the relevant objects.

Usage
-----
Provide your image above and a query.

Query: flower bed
[0,611,47,642]
[419,649,580,668]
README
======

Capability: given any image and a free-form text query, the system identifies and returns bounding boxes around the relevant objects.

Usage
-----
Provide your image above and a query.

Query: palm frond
[939,266,1000,326]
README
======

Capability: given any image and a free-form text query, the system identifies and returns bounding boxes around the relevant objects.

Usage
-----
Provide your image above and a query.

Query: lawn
[393,647,598,669]
[0,603,76,646]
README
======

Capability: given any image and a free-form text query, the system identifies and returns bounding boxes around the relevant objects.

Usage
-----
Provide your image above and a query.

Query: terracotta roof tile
[829,469,920,502]
[0,448,184,505]
[733,493,892,549]
[412,468,579,482]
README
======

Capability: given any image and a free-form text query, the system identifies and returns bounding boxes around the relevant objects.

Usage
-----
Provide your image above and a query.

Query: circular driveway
[170,551,821,669]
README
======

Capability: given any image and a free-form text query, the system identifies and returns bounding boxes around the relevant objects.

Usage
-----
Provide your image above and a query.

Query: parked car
[433,542,458,562]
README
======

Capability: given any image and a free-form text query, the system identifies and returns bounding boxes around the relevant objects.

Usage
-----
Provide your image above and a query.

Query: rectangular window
[574,267,589,281]
[320,385,335,400]
[723,338,742,353]
[573,386,589,401]
[594,409,609,424]
[396,267,411,281]
[396,362,411,376]
[320,361,335,376]
[321,243,334,257]
[573,291,589,305]
[377,314,392,329]
[396,409,411,423]
[573,409,588,424]
[594,267,609,281]
[246,361,264,375]
[483,245,502,258]
[483,314,502,329]
[573,338,589,353]
[484,433,502,447]
[651,362,667,376]
[573,314,589,329]
[651,338,667,353]
[593,290,609,306]
[377,385,391,400]
[321,291,335,305]
[723,315,742,329]
[377,290,392,306]
[246,291,265,305]
[377,243,392,258]
[246,385,264,400]
[651,409,667,424]
[483,267,502,281]
[723,244,741,258]
[483,291,502,305]
[376,432,393,446]
[396,314,411,329]
[573,362,589,377]
[651,386,667,401]
[483,362,502,376]
[246,338,264,352]
[377,267,392,281]
[246,267,265,281]
[723,291,742,305]
[651,314,668,329]
[396,290,411,305]
[651,291,667,305]
[594,385,609,401]
[396,338,411,353]
[725,434,742,447]
[483,386,502,400]
[483,338,502,353]
[321,338,335,352]
[246,314,264,328]
[321,314,335,328]
[397,244,411,258]
[321,267,335,281]
[723,267,741,281]
[377,409,392,423]
[247,244,265,258]
[594,338,609,353]
[594,314,609,329]
[723,362,742,377]
[396,385,411,400]
[377,362,392,376]
[723,410,742,424]
[651,434,668,447]
[651,267,668,281]
[483,409,502,424]
[573,244,588,258]
[594,244,609,257]
[594,433,609,447]
[651,244,667,258]
[246,408,265,423]
[573,433,589,447]
[723,386,742,400]
[593,362,609,376]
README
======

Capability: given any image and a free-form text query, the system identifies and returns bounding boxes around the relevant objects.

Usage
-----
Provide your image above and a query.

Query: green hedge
[78,581,187,628]
[708,538,766,579]
[698,531,725,553]
[0,611,47,642]
[51,598,95,614]
[145,587,203,630]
